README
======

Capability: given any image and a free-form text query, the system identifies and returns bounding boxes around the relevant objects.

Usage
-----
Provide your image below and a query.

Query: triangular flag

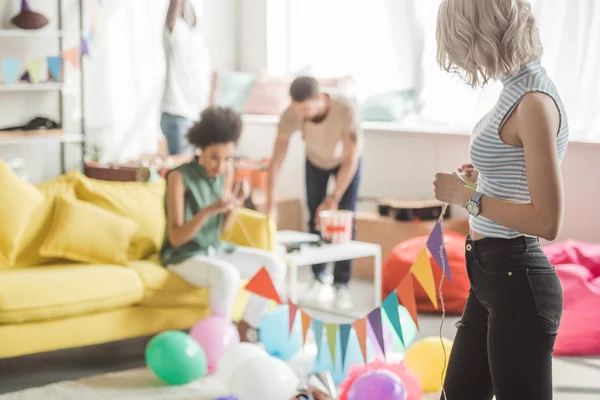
[412,247,438,309]
[300,310,311,346]
[288,300,298,337]
[1,59,21,84]
[88,30,95,45]
[352,318,368,365]
[46,56,62,82]
[312,319,324,362]
[367,308,386,359]
[244,267,282,304]
[397,274,419,328]
[325,324,338,366]
[27,59,43,84]
[382,292,404,347]
[427,222,453,282]
[339,324,352,370]
[81,39,90,57]
[62,47,80,68]
[20,71,31,83]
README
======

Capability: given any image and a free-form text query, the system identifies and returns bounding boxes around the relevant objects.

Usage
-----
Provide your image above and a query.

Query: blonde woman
[433,0,568,399]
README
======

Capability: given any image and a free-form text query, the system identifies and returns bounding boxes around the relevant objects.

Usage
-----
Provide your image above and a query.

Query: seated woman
[160,106,287,342]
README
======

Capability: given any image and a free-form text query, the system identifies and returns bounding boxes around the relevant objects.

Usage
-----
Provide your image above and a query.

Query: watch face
[466,201,479,216]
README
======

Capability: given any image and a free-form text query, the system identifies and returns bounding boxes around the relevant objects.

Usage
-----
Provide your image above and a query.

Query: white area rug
[0,344,441,400]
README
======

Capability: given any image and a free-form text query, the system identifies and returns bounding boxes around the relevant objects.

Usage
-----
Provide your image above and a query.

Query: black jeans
[305,158,361,285]
[442,236,563,400]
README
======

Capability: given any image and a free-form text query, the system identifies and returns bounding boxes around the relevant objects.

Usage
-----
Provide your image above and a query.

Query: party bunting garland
[0,2,101,85]
[243,220,452,370]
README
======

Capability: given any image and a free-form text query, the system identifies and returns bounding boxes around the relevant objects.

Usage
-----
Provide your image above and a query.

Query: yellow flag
[325,324,338,365]
[411,247,438,308]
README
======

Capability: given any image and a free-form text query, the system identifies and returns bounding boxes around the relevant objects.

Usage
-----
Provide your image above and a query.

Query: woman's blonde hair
[436,0,543,87]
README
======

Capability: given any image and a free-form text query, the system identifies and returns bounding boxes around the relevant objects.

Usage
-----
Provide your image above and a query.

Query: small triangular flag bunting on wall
[339,324,352,370]
[46,56,62,82]
[81,39,90,57]
[382,291,404,346]
[301,310,311,346]
[288,300,298,337]
[397,274,419,328]
[367,308,386,359]
[353,318,368,365]
[62,47,80,68]
[427,222,453,282]
[26,59,43,84]
[1,59,21,84]
[412,247,438,309]
[244,267,282,304]
[312,319,324,362]
[325,324,338,366]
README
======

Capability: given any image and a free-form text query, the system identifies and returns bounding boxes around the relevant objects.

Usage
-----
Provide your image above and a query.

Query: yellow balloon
[403,336,453,393]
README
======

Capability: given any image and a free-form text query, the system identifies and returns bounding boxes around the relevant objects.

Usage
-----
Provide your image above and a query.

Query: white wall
[238,118,600,244]
[0,0,238,183]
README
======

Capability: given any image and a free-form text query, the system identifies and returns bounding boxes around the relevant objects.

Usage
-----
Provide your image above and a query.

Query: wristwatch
[465,192,484,217]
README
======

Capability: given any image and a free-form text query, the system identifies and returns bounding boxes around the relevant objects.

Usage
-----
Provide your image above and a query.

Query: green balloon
[383,305,418,353]
[145,330,207,385]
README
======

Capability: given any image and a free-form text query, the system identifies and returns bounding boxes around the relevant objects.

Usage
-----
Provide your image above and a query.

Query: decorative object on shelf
[11,0,49,30]
[1,59,20,84]
[0,116,60,131]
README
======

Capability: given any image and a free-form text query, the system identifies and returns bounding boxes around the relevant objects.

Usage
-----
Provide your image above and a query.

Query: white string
[438,203,449,400]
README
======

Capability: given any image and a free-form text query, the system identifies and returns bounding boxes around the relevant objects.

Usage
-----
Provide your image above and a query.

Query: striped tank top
[469,59,569,239]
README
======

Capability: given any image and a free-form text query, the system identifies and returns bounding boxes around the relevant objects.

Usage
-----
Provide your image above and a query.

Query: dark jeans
[305,158,361,285]
[442,236,563,400]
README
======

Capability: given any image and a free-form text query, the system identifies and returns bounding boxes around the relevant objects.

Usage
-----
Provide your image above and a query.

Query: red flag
[397,274,419,328]
[244,267,282,304]
[288,299,298,337]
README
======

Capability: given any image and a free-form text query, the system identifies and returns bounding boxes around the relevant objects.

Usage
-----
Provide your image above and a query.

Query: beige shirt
[277,94,363,170]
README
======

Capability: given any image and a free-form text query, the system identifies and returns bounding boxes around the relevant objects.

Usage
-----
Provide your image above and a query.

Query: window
[277,0,600,139]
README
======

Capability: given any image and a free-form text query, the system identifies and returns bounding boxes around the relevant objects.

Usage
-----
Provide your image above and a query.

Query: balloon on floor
[259,304,303,360]
[347,369,406,400]
[403,336,453,393]
[216,342,269,388]
[190,315,240,373]
[145,330,207,385]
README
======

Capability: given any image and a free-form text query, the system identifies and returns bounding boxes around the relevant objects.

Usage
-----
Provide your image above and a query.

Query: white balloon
[216,342,268,386]
[229,356,300,400]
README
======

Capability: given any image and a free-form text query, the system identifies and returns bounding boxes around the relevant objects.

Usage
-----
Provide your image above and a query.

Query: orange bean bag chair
[382,231,469,314]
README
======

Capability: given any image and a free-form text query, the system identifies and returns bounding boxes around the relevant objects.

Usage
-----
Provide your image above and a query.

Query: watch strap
[471,192,484,204]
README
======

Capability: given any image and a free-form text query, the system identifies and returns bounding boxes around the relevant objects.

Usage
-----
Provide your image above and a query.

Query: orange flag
[288,300,299,337]
[411,247,438,309]
[301,310,312,345]
[352,318,368,365]
[62,47,80,68]
[244,267,282,304]
[397,274,419,328]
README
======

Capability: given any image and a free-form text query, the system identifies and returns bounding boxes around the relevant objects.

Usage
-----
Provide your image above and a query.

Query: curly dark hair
[290,76,319,102]
[186,106,242,149]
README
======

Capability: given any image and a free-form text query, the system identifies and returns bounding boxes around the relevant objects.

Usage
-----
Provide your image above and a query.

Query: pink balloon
[190,316,240,373]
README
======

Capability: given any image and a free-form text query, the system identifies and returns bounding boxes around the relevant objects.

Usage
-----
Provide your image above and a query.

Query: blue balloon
[313,327,375,385]
[258,305,302,360]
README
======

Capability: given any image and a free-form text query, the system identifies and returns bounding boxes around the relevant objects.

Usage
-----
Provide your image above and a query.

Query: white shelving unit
[0,28,63,38]
[0,133,84,146]
[0,83,64,92]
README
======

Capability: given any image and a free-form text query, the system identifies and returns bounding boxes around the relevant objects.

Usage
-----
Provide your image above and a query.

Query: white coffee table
[276,230,382,310]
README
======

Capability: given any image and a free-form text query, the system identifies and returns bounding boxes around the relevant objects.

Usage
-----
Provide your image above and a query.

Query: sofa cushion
[129,260,210,307]
[0,160,44,267]
[40,196,139,266]
[74,176,166,261]
[0,264,144,324]
[15,171,81,267]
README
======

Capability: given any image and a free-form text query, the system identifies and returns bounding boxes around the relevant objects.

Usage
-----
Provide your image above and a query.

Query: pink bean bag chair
[543,240,600,355]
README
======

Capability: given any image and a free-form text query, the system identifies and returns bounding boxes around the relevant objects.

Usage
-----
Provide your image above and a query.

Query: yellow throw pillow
[0,160,44,267]
[14,171,82,267]
[39,196,139,266]
[74,176,166,260]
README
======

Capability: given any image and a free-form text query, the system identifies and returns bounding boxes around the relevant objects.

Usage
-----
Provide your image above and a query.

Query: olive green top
[160,158,233,266]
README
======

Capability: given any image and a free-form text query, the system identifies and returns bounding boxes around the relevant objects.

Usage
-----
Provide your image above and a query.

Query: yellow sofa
[0,163,276,359]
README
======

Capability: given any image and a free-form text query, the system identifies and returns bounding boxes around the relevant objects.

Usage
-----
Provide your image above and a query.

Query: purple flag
[339,324,352,370]
[427,221,453,282]
[367,308,386,359]
[81,39,90,57]
[21,0,32,12]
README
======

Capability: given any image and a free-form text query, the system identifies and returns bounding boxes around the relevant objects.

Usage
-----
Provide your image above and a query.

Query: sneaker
[334,285,353,310]
[302,279,334,305]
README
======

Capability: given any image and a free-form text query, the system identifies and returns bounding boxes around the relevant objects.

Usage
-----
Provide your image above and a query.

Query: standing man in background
[266,77,363,310]
[160,0,210,155]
